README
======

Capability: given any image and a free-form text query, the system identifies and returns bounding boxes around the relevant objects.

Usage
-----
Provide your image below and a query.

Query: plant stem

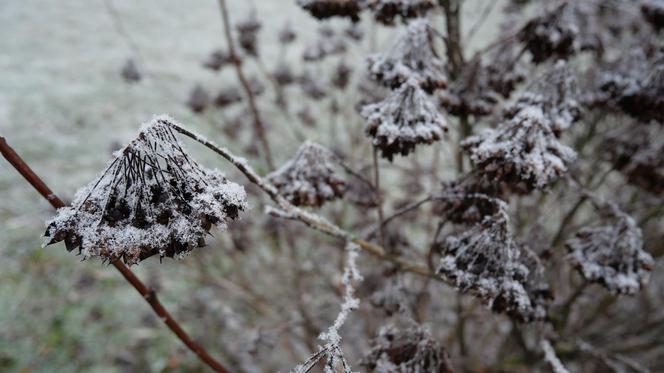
[373,148,386,248]
[0,136,233,373]
[217,0,274,169]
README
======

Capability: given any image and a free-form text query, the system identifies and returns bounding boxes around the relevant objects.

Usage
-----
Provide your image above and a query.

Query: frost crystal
[464,63,578,192]
[368,0,437,26]
[44,116,248,265]
[362,78,448,161]
[362,324,453,373]
[566,204,654,294]
[367,19,447,93]
[267,141,345,207]
[437,210,544,322]
[297,0,363,22]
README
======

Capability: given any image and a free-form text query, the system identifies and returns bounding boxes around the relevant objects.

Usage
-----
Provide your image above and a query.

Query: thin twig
[373,148,386,248]
[217,0,274,169]
[0,136,233,373]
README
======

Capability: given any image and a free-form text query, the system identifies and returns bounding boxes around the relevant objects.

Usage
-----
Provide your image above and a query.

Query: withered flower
[331,61,352,90]
[367,19,447,93]
[44,116,247,265]
[368,0,437,26]
[436,174,505,224]
[438,57,501,117]
[566,203,654,294]
[203,49,234,71]
[236,12,262,57]
[362,324,453,372]
[641,0,664,30]
[278,22,297,45]
[437,210,544,322]
[186,84,211,113]
[299,72,328,100]
[302,36,347,62]
[214,87,243,108]
[121,59,141,83]
[362,78,448,161]
[267,141,345,207]
[297,0,363,22]
[519,3,579,63]
[344,23,364,41]
[273,64,296,86]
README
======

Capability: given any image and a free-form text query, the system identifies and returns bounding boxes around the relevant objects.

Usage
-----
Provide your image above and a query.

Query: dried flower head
[437,210,544,322]
[368,0,437,26]
[214,87,243,108]
[299,72,328,100]
[485,46,527,98]
[641,0,664,30]
[566,203,654,294]
[267,141,345,207]
[331,61,353,90]
[614,56,664,124]
[203,49,234,71]
[436,175,504,224]
[236,12,261,57]
[272,64,296,86]
[302,36,347,62]
[186,84,211,113]
[367,19,447,93]
[278,22,297,45]
[438,57,502,117]
[44,116,248,265]
[344,23,364,41]
[121,59,141,83]
[362,324,453,373]
[519,3,579,63]
[362,78,448,161]
[297,0,363,22]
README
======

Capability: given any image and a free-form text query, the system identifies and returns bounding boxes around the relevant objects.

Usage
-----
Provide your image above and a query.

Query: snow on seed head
[44,115,248,265]
[362,78,448,161]
[566,203,654,294]
[518,3,579,64]
[267,141,345,207]
[367,18,447,93]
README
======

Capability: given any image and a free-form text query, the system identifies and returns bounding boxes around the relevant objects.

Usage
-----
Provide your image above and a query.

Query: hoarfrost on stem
[44,115,248,265]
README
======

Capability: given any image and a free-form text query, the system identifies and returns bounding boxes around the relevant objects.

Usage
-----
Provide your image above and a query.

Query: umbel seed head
[362,78,448,161]
[44,115,248,265]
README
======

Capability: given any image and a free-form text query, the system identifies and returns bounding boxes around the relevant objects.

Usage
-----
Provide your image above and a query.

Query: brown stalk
[0,136,233,373]
[217,0,274,169]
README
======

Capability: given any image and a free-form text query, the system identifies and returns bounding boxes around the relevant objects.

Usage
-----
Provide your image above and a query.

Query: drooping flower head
[368,0,437,26]
[518,2,579,63]
[44,116,248,265]
[267,141,345,207]
[362,324,453,373]
[438,208,545,322]
[362,78,448,161]
[566,203,654,294]
[297,0,363,22]
[367,19,447,93]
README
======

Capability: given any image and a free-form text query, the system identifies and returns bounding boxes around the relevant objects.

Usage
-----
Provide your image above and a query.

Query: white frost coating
[43,115,247,265]
[291,243,362,373]
[437,208,545,322]
[541,340,570,373]
[362,78,447,160]
[367,18,447,92]
[565,203,654,294]
[267,141,345,207]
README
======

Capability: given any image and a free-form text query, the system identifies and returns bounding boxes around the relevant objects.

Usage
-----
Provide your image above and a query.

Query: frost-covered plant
[641,0,664,30]
[566,203,654,294]
[362,78,448,161]
[44,116,247,265]
[367,19,447,93]
[362,323,453,373]
[463,63,578,192]
[438,57,502,117]
[297,0,363,22]
[291,243,362,373]
[436,174,505,224]
[518,3,579,64]
[267,141,345,207]
[437,208,545,322]
[367,0,437,25]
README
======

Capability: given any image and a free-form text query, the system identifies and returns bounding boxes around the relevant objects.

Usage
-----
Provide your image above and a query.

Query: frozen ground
[0,0,502,371]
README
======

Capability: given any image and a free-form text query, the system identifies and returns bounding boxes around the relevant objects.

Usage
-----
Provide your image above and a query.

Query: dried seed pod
[485,46,527,98]
[438,57,501,117]
[278,22,297,45]
[367,19,447,93]
[302,37,347,62]
[44,116,247,265]
[436,174,505,224]
[615,58,664,124]
[566,204,654,294]
[641,0,664,30]
[605,127,664,195]
[121,59,141,83]
[267,141,345,207]
[296,107,317,127]
[299,72,328,100]
[518,3,579,63]
[437,210,543,322]
[331,61,352,90]
[297,0,363,22]
[203,49,234,71]
[368,0,437,26]
[214,87,243,108]
[236,12,261,57]
[186,84,211,113]
[362,78,448,161]
[273,64,296,86]
[362,324,453,372]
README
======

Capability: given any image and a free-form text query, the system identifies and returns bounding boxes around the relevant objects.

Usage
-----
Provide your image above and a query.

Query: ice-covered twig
[540,340,570,373]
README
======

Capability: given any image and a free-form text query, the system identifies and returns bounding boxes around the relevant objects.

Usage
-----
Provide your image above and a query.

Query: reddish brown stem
[0,136,232,373]
[217,0,274,169]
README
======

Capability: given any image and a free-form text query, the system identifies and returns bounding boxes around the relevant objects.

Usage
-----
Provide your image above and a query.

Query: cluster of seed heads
[44,116,247,265]
[297,0,363,22]
[368,0,437,26]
